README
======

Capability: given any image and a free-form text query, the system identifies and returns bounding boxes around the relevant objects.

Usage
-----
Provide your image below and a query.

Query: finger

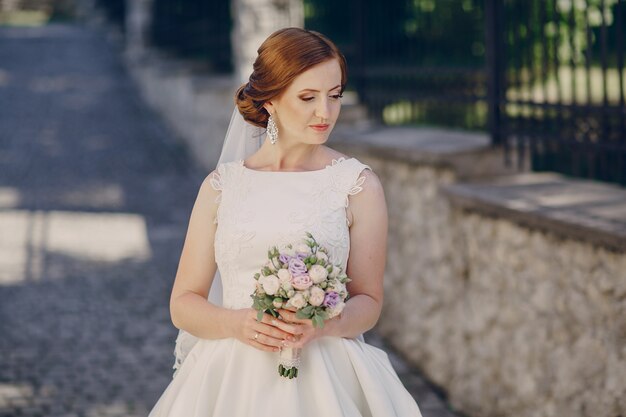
[252,320,295,346]
[283,333,310,349]
[277,309,298,321]
[257,322,297,341]
[254,331,290,348]
[277,310,309,325]
[261,314,303,336]
[249,338,280,352]
[270,318,304,336]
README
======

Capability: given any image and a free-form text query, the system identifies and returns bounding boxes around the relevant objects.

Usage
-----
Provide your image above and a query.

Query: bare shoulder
[347,168,386,227]
[355,168,384,199]
[197,169,222,201]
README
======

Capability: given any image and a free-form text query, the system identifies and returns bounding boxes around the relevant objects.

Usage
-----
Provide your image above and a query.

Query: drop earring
[267,114,278,145]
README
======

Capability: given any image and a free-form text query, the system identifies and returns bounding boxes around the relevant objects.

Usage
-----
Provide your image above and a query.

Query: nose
[315,97,331,121]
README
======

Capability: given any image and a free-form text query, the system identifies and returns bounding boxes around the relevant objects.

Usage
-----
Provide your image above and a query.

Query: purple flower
[288,258,308,277]
[323,291,340,308]
[296,252,308,261]
[279,253,292,265]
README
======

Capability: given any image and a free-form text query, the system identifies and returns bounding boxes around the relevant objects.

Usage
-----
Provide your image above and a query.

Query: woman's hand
[233,308,303,353]
[276,307,331,349]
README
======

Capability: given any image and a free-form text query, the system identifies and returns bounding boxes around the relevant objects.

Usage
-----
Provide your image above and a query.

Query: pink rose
[291,274,313,290]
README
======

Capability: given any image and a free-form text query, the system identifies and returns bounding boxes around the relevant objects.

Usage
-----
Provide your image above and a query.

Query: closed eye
[300,94,343,102]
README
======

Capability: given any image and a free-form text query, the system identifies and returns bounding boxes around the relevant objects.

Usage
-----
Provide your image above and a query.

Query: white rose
[327,301,346,318]
[296,242,311,255]
[281,280,293,292]
[289,292,307,309]
[281,245,296,257]
[309,286,325,306]
[308,264,328,284]
[287,289,296,298]
[315,251,328,262]
[262,275,280,296]
[329,265,341,279]
[329,280,347,296]
[277,269,291,283]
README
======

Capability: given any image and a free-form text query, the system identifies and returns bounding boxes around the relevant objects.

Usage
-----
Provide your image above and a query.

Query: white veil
[172,107,265,377]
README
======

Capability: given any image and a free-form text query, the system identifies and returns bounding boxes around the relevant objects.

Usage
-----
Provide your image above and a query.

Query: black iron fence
[490,0,626,185]
[306,0,626,186]
[305,0,487,130]
[95,0,232,71]
[94,0,125,30]
[150,0,232,72]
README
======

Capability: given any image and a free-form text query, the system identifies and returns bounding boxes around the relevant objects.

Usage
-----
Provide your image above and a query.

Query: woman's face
[264,58,343,146]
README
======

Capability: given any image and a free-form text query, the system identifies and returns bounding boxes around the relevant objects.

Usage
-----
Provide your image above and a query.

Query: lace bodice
[210,157,371,309]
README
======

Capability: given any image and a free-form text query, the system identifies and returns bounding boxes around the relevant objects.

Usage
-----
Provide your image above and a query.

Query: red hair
[235,27,347,128]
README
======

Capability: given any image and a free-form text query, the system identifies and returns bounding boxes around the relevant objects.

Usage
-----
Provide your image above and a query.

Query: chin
[307,135,330,145]
[308,129,334,143]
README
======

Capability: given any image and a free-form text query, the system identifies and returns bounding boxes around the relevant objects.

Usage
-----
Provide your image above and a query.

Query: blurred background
[1,1,625,417]
[98,0,625,184]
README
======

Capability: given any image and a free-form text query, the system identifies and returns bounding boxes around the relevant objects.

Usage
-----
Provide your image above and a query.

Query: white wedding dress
[149,156,422,417]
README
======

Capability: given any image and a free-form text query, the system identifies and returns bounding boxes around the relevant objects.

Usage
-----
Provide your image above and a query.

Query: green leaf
[256,310,264,321]
[312,314,325,328]
[297,305,314,317]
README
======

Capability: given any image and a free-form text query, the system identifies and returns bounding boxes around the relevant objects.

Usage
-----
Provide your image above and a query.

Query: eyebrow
[298,85,341,93]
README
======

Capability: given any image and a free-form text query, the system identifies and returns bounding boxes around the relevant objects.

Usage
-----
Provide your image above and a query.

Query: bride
[149,27,422,416]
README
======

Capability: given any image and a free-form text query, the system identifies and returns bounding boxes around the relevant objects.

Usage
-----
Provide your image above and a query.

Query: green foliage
[251,294,278,321]
[296,305,329,328]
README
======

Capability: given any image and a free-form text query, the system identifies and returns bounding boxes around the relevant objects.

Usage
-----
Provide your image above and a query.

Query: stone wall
[333,144,626,417]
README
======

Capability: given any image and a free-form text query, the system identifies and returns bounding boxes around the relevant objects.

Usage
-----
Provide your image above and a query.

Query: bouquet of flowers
[251,232,350,379]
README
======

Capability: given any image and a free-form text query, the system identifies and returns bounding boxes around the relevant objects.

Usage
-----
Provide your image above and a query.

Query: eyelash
[301,94,343,102]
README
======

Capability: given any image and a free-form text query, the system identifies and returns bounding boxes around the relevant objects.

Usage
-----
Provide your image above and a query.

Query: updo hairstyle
[235,27,347,128]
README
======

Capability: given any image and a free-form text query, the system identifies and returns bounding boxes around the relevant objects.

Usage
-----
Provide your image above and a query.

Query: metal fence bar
[486,0,504,147]
[506,0,624,184]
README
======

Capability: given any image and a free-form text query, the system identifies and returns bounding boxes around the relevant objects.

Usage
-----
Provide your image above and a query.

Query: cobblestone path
[0,22,460,417]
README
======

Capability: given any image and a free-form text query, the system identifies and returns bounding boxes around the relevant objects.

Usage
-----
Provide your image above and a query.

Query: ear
[263,101,275,116]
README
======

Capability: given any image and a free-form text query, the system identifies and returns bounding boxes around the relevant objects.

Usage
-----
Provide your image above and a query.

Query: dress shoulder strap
[207,160,244,224]
[329,157,372,210]
[208,160,244,192]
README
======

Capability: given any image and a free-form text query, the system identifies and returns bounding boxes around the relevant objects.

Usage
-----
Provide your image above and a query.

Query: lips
[310,124,330,132]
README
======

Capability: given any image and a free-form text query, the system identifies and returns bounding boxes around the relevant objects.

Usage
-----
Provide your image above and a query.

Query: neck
[254,136,323,171]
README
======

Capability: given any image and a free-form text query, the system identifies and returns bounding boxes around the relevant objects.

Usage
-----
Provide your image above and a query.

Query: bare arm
[169,171,300,350]
[278,168,388,344]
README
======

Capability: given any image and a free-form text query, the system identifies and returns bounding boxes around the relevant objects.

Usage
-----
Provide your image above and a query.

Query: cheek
[331,101,342,117]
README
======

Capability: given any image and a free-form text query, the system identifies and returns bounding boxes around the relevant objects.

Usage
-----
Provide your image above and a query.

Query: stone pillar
[230,0,304,83]
[124,0,153,61]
